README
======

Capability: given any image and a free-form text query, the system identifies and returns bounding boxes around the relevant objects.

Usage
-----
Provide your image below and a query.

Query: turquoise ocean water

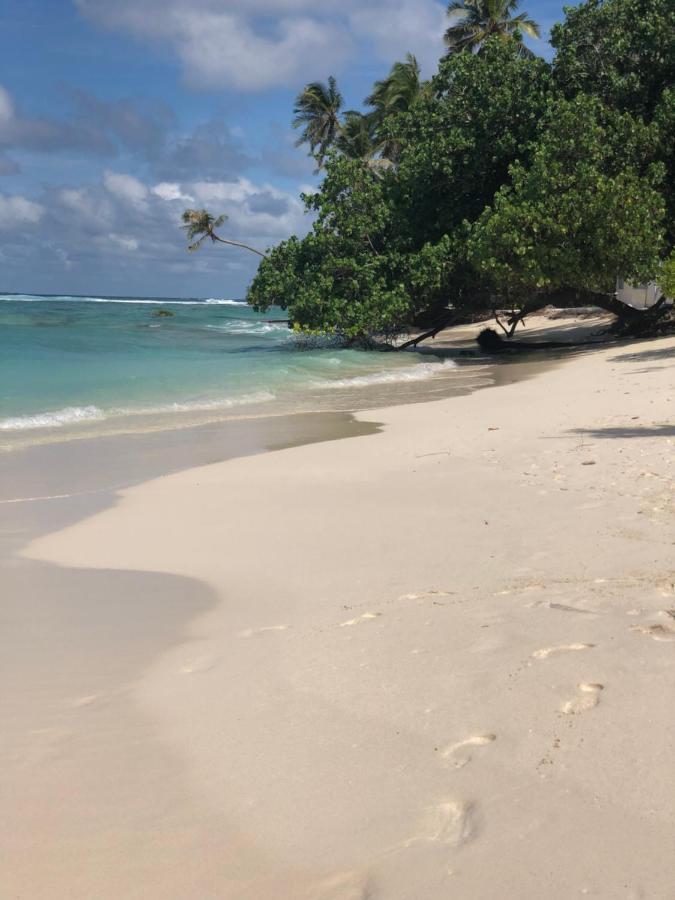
[0,294,467,449]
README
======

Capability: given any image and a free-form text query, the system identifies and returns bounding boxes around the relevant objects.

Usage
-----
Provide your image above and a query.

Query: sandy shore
[8,327,675,898]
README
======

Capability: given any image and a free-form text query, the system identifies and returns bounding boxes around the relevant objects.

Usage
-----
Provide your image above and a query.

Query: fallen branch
[397,310,458,350]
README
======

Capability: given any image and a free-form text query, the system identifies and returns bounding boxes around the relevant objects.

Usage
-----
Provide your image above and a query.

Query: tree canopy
[186,0,674,343]
[444,0,541,57]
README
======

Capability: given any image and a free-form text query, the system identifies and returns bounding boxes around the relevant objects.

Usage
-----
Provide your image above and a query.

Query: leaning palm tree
[444,0,540,57]
[181,209,266,258]
[292,76,344,170]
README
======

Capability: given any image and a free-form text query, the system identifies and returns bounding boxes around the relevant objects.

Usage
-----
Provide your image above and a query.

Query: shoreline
[0,309,603,454]
[3,323,674,898]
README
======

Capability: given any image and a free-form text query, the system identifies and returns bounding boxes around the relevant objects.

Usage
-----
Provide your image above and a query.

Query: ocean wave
[313,359,457,389]
[0,393,276,432]
[0,405,104,431]
[205,321,288,335]
[204,298,247,305]
[121,391,275,415]
[0,294,246,306]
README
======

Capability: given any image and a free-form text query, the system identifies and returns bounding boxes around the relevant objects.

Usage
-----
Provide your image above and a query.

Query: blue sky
[0,0,568,298]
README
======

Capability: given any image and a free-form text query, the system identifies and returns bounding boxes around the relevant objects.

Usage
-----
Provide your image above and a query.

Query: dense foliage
[190,0,674,341]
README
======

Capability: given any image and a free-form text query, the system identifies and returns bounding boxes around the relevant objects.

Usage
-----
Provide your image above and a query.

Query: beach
[2,324,674,898]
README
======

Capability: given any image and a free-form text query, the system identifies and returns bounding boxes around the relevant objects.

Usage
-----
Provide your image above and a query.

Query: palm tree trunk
[211,234,267,258]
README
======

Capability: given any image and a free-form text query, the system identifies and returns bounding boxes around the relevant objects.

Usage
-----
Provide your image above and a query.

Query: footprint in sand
[440,734,496,769]
[427,799,477,847]
[400,799,477,853]
[560,682,604,715]
[179,654,220,674]
[631,623,675,642]
[532,643,595,659]
[340,612,381,627]
[307,871,372,900]
[399,591,453,601]
[237,624,290,638]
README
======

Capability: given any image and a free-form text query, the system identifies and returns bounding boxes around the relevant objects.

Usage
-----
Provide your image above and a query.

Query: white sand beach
[8,328,675,898]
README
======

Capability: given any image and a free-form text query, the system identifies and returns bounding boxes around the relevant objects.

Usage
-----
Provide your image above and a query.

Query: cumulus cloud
[10,170,309,294]
[151,182,194,203]
[106,233,139,251]
[75,0,447,90]
[59,187,115,228]
[349,1,448,75]
[0,193,45,229]
[103,171,149,207]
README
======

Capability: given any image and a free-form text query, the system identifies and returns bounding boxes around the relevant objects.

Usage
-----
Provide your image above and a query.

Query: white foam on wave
[120,391,275,416]
[0,393,276,432]
[205,321,288,335]
[0,405,104,431]
[313,359,457,389]
[203,298,247,305]
[0,294,246,306]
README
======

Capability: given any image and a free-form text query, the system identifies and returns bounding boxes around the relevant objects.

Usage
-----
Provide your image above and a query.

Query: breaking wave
[0,392,276,432]
[313,359,457,389]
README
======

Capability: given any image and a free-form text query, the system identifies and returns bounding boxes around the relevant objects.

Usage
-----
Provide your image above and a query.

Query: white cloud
[60,187,114,227]
[349,1,447,76]
[107,233,139,251]
[0,194,45,229]
[16,172,309,285]
[188,178,309,245]
[152,181,194,203]
[75,0,447,90]
[103,171,149,207]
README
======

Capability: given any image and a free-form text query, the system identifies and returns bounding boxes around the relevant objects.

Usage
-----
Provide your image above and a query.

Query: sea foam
[0,294,246,306]
[313,359,457,389]
[0,406,104,431]
[0,393,276,432]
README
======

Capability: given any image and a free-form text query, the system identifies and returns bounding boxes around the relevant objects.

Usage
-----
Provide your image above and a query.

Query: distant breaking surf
[0,294,246,305]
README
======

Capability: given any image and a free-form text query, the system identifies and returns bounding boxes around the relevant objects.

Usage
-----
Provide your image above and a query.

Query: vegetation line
[181,0,674,346]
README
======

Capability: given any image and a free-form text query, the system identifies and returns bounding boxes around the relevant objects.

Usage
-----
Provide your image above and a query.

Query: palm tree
[335,110,378,161]
[444,0,540,57]
[181,209,266,258]
[366,53,427,119]
[366,54,430,163]
[292,76,344,170]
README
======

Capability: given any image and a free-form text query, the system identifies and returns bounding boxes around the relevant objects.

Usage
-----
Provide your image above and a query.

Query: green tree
[248,156,460,340]
[393,40,552,246]
[658,249,675,298]
[551,0,675,243]
[292,76,344,170]
[444,0,540,57]
[551,0,674,120]
[468,96,665,317]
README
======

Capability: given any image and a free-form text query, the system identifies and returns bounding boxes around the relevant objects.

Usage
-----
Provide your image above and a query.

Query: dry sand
[9,327,675,898]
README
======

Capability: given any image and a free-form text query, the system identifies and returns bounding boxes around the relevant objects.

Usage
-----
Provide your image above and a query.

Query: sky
[0,0,568,299]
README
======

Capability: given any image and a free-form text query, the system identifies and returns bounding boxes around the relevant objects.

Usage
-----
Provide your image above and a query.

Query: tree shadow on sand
[570,425,675,439]
[608,345,675,364]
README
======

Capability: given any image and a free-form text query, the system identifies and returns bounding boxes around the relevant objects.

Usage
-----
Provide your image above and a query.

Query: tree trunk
[397,310,458,350]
